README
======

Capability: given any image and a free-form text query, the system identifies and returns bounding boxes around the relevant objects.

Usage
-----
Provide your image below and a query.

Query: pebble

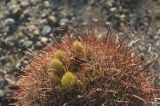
[5,74,16,85]
[60,10,68,16]
[21,0,30,7]
[2,26,9,33]
[34,29,40,35]
[119,14,126,21]
[110,7,117,12]
[44,1,50,7]
[35,41,43,50]
[105,21,111,25]
[39,19,47,24]
[28,25,36,32]
[42,25,51,36]
[106,0,114,6]
[23,41,33,48]
[60,18,69,26]
[92,18,98,22]
[40,37,48,42]
[16,62,21,68]
[12,6,22,19]
[41,12,47,18]
[48,15,57,25]
[156,40,160,46]
[19,39,25,45]
[4,18,15,26]
[157,29,160,35]
[82,21,87,26]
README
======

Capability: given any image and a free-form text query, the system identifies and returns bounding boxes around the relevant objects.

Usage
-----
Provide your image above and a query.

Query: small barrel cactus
[61,71,76,90]
[73,40,84,54]
[50,59,64,76]
[12,29,160,105]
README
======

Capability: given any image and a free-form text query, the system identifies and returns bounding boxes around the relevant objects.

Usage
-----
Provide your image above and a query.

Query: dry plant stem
[12,29,160,105]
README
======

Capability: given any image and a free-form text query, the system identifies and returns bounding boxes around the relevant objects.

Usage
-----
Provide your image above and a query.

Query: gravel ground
[0,0,160,105]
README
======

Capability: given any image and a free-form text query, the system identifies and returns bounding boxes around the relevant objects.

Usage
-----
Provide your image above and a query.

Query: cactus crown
[12,30,160,106]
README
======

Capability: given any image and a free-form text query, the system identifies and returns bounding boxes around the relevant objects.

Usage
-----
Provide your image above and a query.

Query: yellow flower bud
[54,50,66,63]
[73,41,83,54]
[61,71,76,90]
[50,59,64,76]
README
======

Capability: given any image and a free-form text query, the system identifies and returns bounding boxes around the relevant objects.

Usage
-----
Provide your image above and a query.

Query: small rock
[35,41,44,50]
[34,28,40,35]
[60,9,67,16]
[41,12,47,18]
[48,15,57,25]
[106,0,114,6]
[110,7,117,12]
[5,74,16,85]
[19,39,25,45]
[28,25,36,32]
[23,41,33,48]
[2,26,9,33]
[157,29,160,35]
[82,21,87,26]
[16,62,21,68]
[42,25,51,36]
[39,19,47,24]
[12,6,22,19]
[63,103,68,106]
[119,14,126,21]
[156,40,160,46]
[60,18,69,26]
[44,1,50,7]
[117,32,124,36]
[41,37,48,42]
[105,21,111,25]
[21,0,29,7]
[5,18,15,26]
[92,18,98,22]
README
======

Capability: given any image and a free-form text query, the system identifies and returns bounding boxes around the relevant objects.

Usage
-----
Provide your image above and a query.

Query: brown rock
[34,29,40,35]
[48,15,57,25]
[12,6,22,19]
[119,14,126,21]
[157,28,160,35]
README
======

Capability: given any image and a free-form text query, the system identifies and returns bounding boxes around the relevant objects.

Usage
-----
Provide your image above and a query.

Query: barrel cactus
[12,29,160,105]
